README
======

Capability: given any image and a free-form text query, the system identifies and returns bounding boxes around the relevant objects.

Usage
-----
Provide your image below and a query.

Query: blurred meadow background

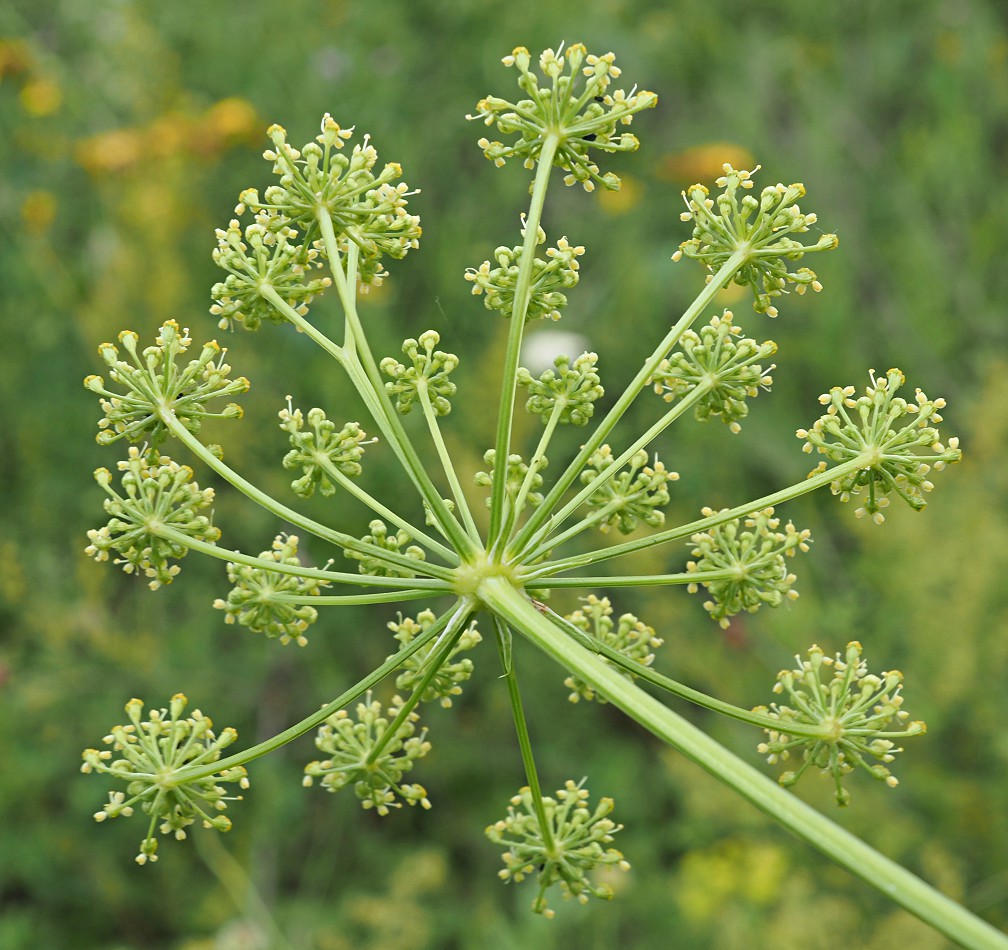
[1,0,1007,947]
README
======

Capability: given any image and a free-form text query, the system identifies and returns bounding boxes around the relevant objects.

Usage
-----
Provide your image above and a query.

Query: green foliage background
[1,1,1006,947]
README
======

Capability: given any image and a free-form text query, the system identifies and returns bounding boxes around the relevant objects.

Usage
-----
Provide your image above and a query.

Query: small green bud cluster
[798,368,962,523]
[563,595,663,703]
[580,446,677,534]
[518,351,604,426]
[81,694,248,865]
[465,227,585,323]
[213,534,328,647]
[85,447,220,589]
[84,321,248,447]
[687,507,811,628]
[238,115,421,287]
[475,450,544,510]
[486,779,630,917]
[674,164,838,316]
[388,610,482,708]
[424,496,456,528]
[381,330,459,416]
[210,213,331,331]
[754,641,925,805]
[470,44,657,190]
[345,519,426,578]
[279,402,371,499]
[303,691,431,814]
[651,311,776,432]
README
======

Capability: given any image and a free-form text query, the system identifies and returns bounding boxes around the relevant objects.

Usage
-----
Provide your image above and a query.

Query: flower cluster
[81,694,248,865]
[84,321,248,446]
[686,507,811,628]
[279,402,371,499]
[797,368,962,522]
[213,534,328,646]
[475,450,544,511]
[562,596,662,703]
[303,691,431,814]
[580,446,677,534]
[380,331,460,416]
[518,351,604,426]
[424,496,456,528]
[465,228,585,323]
[486,779,630,916]
[344,519,426,578]
[237,115,421,286]
[210,213,331,331]
[388,611,482,708]
[85,447,220,589]
[754,642,925,805]
[76,47,969,931]
[651,311,776,432]
[674,165,838,316]
[470,44,657,190]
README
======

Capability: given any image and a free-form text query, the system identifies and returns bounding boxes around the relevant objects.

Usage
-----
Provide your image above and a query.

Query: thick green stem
[487,134,560,551]
[478,578,1006,950]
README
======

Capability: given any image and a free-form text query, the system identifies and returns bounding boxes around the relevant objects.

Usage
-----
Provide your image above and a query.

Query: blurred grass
[1,1,1006,947]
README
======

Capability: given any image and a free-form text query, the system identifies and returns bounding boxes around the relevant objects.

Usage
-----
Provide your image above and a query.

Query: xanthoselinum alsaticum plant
[80,43,1005,948]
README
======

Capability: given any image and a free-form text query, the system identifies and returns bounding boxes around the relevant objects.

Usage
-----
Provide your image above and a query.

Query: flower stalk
[478,577,1002,949]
